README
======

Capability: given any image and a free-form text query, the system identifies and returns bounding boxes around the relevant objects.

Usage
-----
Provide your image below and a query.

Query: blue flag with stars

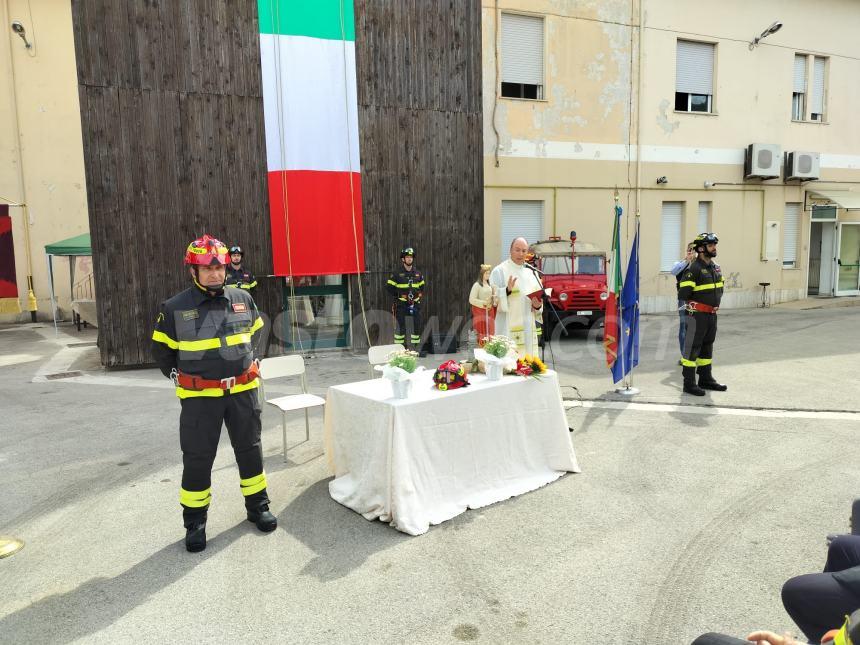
[611,219,640,383]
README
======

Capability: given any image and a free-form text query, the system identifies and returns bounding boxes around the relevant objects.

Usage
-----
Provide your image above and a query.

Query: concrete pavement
[1,304,858,644]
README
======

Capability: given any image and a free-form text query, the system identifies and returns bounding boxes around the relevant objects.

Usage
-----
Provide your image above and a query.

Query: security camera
[10,20,31,48]
[656,176,668,184]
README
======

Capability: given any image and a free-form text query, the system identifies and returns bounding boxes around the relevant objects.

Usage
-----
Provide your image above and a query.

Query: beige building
[1,0,88,322]
[483,0,860,311]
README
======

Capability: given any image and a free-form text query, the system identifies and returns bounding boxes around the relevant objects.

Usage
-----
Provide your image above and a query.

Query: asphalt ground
[0,304,858,644]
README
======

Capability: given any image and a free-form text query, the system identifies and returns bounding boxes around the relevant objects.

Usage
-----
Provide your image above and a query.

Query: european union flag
[611,220,640,384]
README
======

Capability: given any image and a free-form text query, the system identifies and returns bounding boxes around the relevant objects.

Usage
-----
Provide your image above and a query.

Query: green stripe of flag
[258,0,355,41]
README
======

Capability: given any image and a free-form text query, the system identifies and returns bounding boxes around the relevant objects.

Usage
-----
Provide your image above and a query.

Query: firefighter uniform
[678,246,727,395]
[386,252,425,351]
[151,235,273,552]
[225,245,257,291]
[225,265,257,291]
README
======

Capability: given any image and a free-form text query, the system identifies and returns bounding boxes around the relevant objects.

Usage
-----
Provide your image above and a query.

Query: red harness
[176,361,260,390]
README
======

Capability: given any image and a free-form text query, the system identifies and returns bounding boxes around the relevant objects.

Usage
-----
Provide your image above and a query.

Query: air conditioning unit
[744,143,781,180]
[785,151,820,181]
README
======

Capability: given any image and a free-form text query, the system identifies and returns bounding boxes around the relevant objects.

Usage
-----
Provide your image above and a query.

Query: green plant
[388,349,419,373]
[483,335,516,359]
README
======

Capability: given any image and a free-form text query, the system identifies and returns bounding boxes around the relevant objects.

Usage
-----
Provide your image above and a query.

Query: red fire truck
[528,231,609,334]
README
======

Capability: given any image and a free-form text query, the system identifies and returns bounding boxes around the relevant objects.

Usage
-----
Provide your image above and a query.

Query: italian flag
[258,1,365,276]
[603,204,623,368]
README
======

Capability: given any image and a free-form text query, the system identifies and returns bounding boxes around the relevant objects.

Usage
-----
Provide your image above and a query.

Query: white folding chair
[367,343,405,378]
[259,355,326,462]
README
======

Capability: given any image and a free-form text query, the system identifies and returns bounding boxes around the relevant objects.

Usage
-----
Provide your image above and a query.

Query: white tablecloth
[323,370,580,535]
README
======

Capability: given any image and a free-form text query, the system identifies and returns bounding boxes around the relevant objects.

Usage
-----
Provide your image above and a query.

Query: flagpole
[616,210,639,396]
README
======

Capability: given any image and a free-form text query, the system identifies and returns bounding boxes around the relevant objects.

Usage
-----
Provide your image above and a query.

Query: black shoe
[418,350,427,358]
[247,505,278,532]
[683,382,706,396]
[185,522,206,552]
[699,380,728,391]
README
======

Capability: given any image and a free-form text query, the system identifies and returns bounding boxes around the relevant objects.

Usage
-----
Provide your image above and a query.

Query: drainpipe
[4,0,37,321]
[634,0,644,225]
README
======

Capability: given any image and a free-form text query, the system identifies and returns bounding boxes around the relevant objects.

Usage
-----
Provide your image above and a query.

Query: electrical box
[785,151,820,181]
[744,143,781,180]
[763,220,780,261]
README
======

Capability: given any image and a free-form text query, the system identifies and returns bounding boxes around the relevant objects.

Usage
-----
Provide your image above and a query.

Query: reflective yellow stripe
[696,358,712,366]
[230,379,259,394]
[833,616,850,645]
[177,338,221,351]
[225,333,251,346]
[240,473,266,487]
[177,386,224,398]
[250,317,264,334]
[152,330,179,349]
[180,487,211,508]
[715,280,723,288]
[693,283,716,291]
[240,281,257,289]
[681,358,697,367]
[240,472,267,496]
[413,280,425,288]
[678,280,696,288]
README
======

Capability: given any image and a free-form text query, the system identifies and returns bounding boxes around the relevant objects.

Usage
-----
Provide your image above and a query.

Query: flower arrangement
[515,354,547,378]
[387,349,419,373]
[482,335,516,359]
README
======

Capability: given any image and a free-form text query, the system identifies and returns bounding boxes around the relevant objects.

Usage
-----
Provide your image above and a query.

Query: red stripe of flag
[267,170,365,277]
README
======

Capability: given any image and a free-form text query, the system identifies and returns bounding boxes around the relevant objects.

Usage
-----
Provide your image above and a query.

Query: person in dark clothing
[678,232,727,396]
[386,246,426,355]
[151,234,275,553]
[671,242,696,361]
[225,245,258,292]
[782,534,860,643]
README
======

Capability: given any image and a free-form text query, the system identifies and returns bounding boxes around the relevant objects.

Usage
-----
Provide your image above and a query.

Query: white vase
[485,362,503,381]
[391,378,412,399]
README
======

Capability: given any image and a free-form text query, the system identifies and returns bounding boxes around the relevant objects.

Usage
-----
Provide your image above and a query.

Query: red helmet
[433,360,470,391]
[185,234,229,266]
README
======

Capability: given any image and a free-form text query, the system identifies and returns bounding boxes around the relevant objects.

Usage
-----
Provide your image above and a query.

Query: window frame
[499,12,546,102]
[674,39,716,115]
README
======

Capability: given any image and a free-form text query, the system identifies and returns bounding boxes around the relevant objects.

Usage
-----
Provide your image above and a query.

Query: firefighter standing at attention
[225,245,258,291]
[678,232,728,397]
[151,234,275,553]
[386,246,426,355]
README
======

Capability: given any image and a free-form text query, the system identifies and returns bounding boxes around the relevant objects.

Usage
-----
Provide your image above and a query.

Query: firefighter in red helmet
[151,234,275,552]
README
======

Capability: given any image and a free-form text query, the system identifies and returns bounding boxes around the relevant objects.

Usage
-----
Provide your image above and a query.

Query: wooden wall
[72,0,279,367]
[352,0,483,349]
[72,0,483,364]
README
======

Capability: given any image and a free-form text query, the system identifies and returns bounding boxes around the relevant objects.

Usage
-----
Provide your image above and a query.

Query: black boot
[697,365,727,391]
[682,365,706,396]
[185,521,207,553]
[247,505,278,532]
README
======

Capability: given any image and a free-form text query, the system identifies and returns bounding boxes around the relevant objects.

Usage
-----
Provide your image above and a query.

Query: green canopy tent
[44,233,92,334]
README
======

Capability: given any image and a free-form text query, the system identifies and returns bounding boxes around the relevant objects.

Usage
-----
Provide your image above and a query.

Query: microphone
[524,263,544,276]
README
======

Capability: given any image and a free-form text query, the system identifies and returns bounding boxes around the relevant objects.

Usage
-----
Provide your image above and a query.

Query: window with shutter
[675,40,714,113]
[810,56,827,121]
[698,202,711,235]
[792,54,807,121]
[501,201,543,260]
[660,202,683,272]
[500,13,544,100]
[783,203,801,268]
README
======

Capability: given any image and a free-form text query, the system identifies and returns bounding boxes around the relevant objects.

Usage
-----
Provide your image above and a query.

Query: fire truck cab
[528,231,609,333]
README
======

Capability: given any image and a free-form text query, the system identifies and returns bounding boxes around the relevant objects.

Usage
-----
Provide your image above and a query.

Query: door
[281,275,351,350]
[819,222,836,296]
[835,223,860,296]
